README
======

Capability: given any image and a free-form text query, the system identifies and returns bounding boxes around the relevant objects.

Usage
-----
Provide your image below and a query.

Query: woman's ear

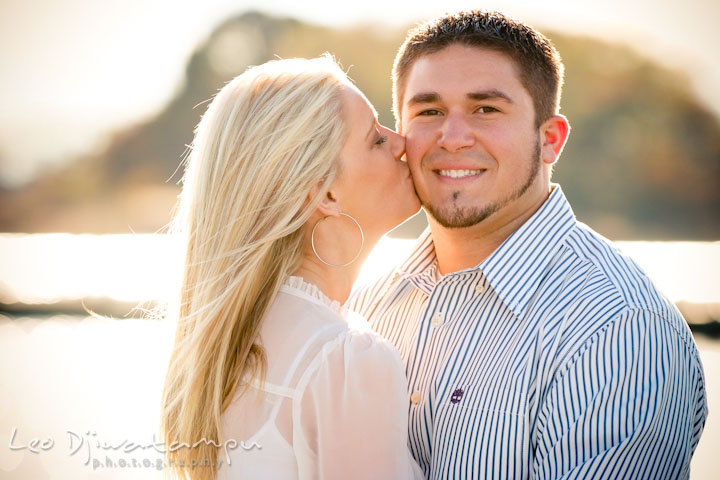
[307,180,342,217]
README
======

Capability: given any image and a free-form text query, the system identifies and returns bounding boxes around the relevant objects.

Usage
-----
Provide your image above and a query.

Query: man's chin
[422,202,497,229]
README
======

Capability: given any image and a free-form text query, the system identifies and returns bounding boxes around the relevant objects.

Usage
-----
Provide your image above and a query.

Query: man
[350,10,707,479]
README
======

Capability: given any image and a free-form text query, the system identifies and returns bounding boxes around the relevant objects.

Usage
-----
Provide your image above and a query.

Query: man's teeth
[437,169,482,178]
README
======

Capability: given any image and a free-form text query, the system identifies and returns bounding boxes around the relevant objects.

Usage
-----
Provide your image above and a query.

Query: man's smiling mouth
[435,169,485,179]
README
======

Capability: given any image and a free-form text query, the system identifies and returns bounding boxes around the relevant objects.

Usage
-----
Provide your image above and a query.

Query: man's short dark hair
[393,10,564,127]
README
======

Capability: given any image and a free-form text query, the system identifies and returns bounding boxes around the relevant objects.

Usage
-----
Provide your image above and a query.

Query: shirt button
[410,391,422,404]
[475,283,485,294]
[431,312,444,327]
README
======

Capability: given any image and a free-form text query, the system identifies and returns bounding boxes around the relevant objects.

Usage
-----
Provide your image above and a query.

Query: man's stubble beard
[422,139,542,229]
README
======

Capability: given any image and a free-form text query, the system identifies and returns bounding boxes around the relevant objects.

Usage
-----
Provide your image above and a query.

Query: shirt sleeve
[532,308,707,479]
[294,329,424,480]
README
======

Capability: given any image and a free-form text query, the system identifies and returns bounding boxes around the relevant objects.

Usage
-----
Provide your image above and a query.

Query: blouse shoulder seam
[293,327,392,398]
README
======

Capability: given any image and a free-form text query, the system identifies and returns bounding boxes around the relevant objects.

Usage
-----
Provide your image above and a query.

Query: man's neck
[431,188,552,275]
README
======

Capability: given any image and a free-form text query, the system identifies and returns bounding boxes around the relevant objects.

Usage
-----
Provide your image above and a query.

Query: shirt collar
[479,184,576,318]
[395,227,437,295]
[394,185,577,318]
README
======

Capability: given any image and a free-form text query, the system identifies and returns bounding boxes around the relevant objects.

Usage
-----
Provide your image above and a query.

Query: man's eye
[417,109,441,116]
[477,106,499,113]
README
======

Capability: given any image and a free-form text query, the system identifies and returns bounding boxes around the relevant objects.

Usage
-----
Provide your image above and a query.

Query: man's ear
[306,180,342,217]
[540,114,570,166]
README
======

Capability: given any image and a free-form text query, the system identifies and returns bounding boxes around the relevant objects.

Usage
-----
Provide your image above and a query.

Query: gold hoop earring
[311,213,364,267]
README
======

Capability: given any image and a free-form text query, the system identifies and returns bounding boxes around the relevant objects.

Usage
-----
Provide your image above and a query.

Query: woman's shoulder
[338,311,402,360]
[295,313,405,391]
[303,305,401,362]
[263,276,405,389]
[273,277,345,322]
[270,276,398,353]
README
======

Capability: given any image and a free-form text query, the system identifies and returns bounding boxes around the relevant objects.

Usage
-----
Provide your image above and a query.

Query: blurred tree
[0,11,717,239]
[554,36,720,239]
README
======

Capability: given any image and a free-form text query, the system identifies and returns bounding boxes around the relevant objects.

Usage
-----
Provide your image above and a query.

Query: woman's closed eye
[374,135,388,146]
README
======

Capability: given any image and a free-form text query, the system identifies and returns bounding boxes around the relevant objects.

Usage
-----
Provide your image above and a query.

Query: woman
[160,56,423,480]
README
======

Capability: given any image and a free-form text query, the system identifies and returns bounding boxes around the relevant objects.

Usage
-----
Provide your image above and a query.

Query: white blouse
[218,276,423,480]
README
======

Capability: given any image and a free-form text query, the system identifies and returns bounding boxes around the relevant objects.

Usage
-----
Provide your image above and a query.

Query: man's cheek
[403,131,428,163]
[408,151,426,174]
[403,142,422,169]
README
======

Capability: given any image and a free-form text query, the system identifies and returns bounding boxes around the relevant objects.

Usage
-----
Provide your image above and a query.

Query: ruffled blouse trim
[281,275,345,315]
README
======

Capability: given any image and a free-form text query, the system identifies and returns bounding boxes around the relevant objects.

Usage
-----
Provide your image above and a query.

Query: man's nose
[438,112,475,152]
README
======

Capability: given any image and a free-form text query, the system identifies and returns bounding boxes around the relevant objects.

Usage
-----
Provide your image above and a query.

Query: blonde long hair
[160,56,350,479]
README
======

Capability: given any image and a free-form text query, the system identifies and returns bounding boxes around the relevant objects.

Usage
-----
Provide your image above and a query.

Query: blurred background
[0,0,718,478]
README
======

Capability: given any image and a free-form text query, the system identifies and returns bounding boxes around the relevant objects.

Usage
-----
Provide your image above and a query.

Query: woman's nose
[387,129,406,160]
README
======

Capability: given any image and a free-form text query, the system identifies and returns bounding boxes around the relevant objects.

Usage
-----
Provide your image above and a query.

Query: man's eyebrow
[406,90,514,107]
[406,92,439,106]
[467,90,513,103]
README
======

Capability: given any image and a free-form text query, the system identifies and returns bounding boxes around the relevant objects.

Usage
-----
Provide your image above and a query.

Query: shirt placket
[406,273,470,470]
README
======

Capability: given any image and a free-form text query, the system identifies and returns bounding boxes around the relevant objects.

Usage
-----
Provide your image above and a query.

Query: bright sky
[1,0,718,187]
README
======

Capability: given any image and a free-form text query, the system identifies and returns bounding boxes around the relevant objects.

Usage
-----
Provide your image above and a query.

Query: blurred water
[0,234,718,478]
[0,234,183,305]
[0,234,718,307]
[0,314,174,480]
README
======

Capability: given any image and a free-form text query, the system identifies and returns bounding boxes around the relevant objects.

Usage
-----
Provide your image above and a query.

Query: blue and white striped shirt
[350,185,707,479]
